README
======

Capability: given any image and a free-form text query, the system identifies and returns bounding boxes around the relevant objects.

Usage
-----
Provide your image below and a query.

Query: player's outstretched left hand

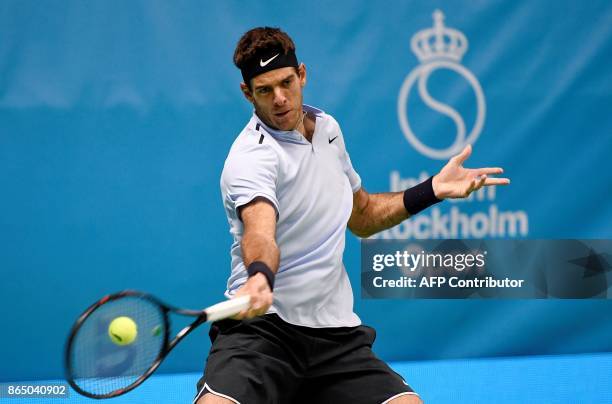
[432,144,510,199]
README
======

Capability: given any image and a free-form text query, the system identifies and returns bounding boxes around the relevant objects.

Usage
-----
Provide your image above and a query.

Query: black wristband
[403,176,442,215]
[247,261,275,291]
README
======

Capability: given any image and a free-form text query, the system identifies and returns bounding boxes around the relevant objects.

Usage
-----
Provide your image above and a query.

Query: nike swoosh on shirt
[328,136,338,144]
[260,54,280,67]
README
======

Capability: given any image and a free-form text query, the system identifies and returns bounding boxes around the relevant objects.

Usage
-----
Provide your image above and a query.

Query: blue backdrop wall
[1,0,612,381]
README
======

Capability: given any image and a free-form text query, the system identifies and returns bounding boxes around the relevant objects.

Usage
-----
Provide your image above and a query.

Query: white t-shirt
[220,104,362,327]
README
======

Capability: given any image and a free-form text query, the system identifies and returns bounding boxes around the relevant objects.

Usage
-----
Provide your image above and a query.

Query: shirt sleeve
[329,117,362,193]
[220,140,280,220]
[343,147,362,193]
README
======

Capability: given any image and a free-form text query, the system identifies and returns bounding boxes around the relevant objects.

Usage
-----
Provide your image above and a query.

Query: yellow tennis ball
[108,316,138,346]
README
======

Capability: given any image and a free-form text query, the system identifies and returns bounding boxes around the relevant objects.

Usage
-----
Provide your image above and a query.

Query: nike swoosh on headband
[260,54,280,67]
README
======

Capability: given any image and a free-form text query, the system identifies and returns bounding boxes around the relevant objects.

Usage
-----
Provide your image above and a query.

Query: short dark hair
[233,27,296,70]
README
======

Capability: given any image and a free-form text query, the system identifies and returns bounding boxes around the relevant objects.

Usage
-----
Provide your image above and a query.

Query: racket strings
[68,296,166,396]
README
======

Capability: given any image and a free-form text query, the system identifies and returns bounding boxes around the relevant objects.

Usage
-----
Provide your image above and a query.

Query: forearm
[233,200,277,318]
[241,231,280,273]
[348,191,409,238]
[348,177,442,238]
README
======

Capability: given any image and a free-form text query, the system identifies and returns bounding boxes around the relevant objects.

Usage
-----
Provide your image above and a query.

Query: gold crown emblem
[411,10,468,63]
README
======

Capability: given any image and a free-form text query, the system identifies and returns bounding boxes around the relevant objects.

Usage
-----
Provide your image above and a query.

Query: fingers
[473,167,510,188]
[232,300,269,320]
[463,178,476,197]
[230,280,273,320]
[452,144,472,166]
[469,175,509,194]
[463,174,489,197]
[232,298,271,319]
[243,294,272,319]
[231,311,246,320]
[484,177,510,186]
[474,174,487,191]
[475,167,504,176]
[230,303,249,320]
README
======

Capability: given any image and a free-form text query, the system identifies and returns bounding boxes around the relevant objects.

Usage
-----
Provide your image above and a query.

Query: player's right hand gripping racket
[64,290,250,399]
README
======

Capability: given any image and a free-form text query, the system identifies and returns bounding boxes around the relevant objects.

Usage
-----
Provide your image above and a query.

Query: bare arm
[240,198,280,270]
[233,198,279,319]
[348,188,409,238]
[348,145,510,238]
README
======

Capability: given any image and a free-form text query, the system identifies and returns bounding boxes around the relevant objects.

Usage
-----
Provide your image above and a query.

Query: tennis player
[195,27,509,404]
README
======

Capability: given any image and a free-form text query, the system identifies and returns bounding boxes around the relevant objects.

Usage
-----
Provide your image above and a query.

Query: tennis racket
[64,290,250,399]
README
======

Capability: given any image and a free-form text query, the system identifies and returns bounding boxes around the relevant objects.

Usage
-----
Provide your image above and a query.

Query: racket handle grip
[205,295,251,322]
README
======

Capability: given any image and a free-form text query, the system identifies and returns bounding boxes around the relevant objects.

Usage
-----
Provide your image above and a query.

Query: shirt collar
[251,104,324,144]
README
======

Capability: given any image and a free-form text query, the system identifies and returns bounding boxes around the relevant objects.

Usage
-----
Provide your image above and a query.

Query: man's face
[241,65,306,131]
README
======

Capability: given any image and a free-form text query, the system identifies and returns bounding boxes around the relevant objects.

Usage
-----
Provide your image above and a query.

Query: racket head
[64,291,170,399]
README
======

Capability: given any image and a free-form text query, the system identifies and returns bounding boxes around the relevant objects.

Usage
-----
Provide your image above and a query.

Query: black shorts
[194,314,418,404]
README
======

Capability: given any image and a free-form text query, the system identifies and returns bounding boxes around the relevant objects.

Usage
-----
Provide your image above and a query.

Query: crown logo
[411,10,468,63]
